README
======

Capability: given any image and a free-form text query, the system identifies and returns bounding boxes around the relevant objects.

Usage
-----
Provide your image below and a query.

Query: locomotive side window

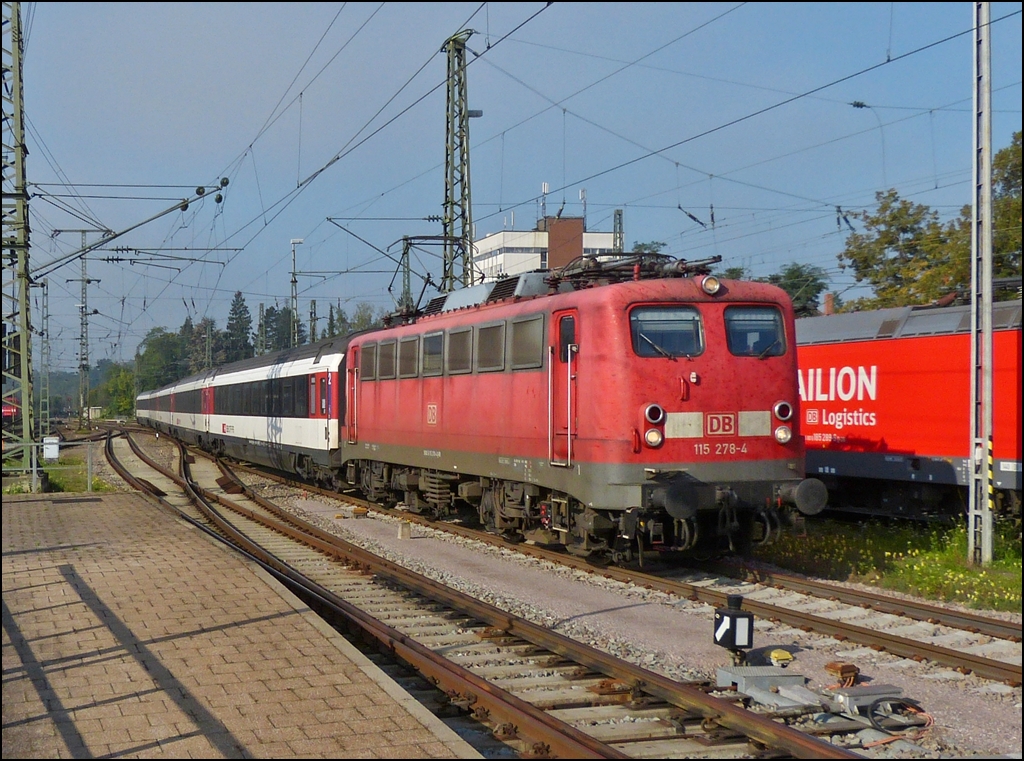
[559,315,576,362]
[447,328,472,374]
[399,337,419,378]
[361,343,377,380]
[378,341,397,379]
[422,332,443,376]
[629,307,703,358]
[476,323,505,372]
[725,306,785,358]
[511,315,545,369]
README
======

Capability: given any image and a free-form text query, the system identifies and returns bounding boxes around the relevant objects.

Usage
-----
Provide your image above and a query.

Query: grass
[41,454,115,494]
[752,516,1022,612]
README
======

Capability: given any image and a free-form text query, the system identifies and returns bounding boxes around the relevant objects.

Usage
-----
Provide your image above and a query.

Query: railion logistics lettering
[798,365,877,402]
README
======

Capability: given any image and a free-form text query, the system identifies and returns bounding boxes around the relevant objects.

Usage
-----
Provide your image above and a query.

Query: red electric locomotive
[796,299,1022,519]
[138,254,827,563]
[344,255,826,562]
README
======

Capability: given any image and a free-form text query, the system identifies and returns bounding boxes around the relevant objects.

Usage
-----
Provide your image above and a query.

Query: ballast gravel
[250,489,1022,759]
[99,439,1020,760]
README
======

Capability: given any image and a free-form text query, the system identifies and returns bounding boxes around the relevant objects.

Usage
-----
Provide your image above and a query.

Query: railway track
[218,450,1022,687]
[107,429,860,759]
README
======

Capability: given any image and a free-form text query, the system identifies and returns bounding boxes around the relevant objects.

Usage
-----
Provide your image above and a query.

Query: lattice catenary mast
[2,1,34,469]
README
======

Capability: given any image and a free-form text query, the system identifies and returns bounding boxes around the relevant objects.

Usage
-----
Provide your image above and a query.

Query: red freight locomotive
[796,299,1022,519]
[138,254,827,563]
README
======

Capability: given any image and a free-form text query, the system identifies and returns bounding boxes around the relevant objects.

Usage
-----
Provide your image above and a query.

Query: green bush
[753,517,1022,612]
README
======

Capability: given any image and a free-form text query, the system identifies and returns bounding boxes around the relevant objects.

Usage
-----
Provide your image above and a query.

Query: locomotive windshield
[630,306,704,358]
[725,306,785,358]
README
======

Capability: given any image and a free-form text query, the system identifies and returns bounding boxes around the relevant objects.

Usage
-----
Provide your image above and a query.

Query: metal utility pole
[37,278,49,436]
[290,238,303,348]
[59,230,102,430]
[968,1,994,565]
[613,209,624,254]
[257,303,266,355]
[442,30,481,293]
[2,1,34,470]
[309,300,317,343]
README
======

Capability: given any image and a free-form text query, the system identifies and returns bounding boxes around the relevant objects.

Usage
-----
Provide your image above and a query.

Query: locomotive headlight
[701,275,721,295]
[644,428,664,447]
[773,401,793,421]
[644,403,666,425]
[774,425,793,444]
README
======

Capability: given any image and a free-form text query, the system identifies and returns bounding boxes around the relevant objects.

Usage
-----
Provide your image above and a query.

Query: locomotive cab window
[725,306,785,357]
[629,306,704,358]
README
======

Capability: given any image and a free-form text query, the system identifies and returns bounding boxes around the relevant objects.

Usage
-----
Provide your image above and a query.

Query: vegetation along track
[217,446,1022,688]
[107,429,856,759]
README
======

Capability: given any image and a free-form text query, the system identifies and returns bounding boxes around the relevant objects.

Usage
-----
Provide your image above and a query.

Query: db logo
[706,413,735,436]
[222,423,228,433]
[426,404,438,425]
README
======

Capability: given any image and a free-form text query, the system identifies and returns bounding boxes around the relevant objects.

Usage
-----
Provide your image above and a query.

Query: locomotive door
[345,347,358,443]
[550,310,578,466]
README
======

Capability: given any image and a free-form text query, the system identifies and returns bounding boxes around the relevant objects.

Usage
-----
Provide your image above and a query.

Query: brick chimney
[823,293,835,315]
[546,217,584,270]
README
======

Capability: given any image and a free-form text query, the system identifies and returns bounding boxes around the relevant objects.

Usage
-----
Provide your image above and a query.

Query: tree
[839,131,1021,308]
[763,262,830,317]
[102,365,136,418]
[630,241,666,254]
[992,130,1022,297]
[716,266,748,280]
[838,189,955,308]
[185,317,225,373]
[224,291,254,363]
[136,327,186,390]
[349,302,382,332]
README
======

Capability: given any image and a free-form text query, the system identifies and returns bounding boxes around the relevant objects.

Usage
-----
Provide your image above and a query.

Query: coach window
[724,306,785,358]
[378,341,397,379]
[476,323,505,372]
[399,337,419,378]
[319,377,327,415]
[447,328,472,374]
[283,378,294,416]
[630,306,704,358]
[422,332,443,376]
[361,343,377,381]
[511,315,544,369]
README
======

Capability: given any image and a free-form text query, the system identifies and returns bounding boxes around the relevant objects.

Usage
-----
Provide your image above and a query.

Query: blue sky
[20,2,1023,371]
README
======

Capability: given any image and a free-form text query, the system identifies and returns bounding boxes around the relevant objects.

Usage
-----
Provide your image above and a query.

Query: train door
[202,385,212,436]
[550,310,578,466]
[346,347,359,443]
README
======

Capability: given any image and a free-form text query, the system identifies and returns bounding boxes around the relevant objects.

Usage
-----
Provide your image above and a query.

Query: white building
[473,217,618,282]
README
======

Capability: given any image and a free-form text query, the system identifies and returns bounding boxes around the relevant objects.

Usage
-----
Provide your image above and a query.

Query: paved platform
[2,492,480,759]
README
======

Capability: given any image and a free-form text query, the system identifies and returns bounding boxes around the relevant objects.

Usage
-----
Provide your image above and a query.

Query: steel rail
[115,431,627,759]
[229,458,1022,686]
[207,458,857,759]
[706,560,1022,642]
